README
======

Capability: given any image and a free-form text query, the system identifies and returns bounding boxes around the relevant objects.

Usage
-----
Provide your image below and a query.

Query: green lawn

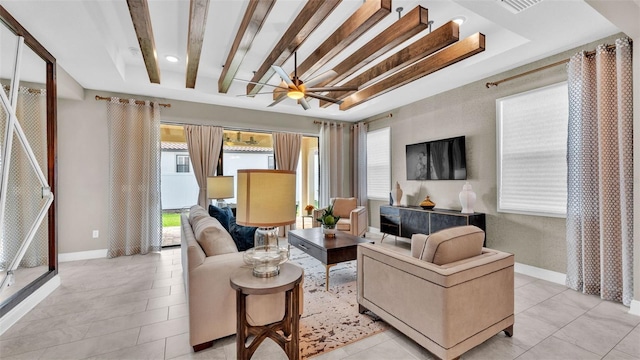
[162,212,181,227]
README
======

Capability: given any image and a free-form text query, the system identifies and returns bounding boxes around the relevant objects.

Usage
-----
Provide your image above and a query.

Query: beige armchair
[313,197,368,237]
[357,226,514,360]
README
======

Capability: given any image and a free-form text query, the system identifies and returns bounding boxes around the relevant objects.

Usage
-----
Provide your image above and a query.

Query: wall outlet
[92,230,99,239]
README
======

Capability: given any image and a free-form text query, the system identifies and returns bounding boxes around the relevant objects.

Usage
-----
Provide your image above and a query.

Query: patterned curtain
[351,123,367,207]
[184,125,223,208]
[566,38,634,306]
[273,132,302,235]
[107,98,162,258]
[319,122,345,207]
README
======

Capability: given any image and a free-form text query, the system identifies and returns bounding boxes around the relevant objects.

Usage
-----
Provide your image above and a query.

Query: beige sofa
[313,197,368,237]
[181,205,302,351]
[357,226,514,360]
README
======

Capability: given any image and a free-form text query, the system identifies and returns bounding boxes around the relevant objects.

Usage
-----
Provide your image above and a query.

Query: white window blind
[366,127,390,200]
[497,82,568,217]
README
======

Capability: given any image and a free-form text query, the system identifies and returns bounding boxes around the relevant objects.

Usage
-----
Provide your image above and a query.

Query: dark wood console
[379,205,486,244]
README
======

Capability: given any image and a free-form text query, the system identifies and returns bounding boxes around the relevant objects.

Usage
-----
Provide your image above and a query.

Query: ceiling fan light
[287,90,305,100]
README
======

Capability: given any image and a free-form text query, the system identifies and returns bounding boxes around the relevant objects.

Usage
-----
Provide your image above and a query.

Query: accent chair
[313,197,368,237]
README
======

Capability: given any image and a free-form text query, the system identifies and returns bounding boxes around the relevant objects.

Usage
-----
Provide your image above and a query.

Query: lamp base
[243,227,288,278]
[210,199,228,208]
[254,227,279,248]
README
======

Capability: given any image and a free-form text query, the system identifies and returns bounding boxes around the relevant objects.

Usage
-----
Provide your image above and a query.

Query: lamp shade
[236,169,296,227]
[207,176,234,199]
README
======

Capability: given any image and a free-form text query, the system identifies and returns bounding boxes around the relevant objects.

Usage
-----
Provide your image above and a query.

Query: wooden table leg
[236,290,248,360]
[290,283,300,360]
[325,264,335,291]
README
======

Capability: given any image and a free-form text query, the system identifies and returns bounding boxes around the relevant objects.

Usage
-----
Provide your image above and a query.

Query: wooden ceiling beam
[339,32,485,111]
[315,6,429,90]
[218,0,276,93]
[246,0,342,96]
[295,0,392,80]
[321,21,459,107]
[126,0,161,84]
[185,0,210,89]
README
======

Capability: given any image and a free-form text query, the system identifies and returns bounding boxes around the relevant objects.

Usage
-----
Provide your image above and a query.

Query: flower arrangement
[304,204,315,212]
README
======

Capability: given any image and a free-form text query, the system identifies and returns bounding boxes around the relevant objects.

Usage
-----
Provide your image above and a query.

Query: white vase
[459,182,476,214]
[391,182,403,206]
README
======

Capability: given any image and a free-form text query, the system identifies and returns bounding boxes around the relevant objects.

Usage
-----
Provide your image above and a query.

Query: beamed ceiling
[1,0,621,121]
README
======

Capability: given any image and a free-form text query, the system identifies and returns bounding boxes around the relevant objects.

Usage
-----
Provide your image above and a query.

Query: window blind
[497,82,568,217]
[366,127,390,200]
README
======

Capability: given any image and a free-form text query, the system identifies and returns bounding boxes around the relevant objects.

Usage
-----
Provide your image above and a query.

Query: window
[497,82,568,217]
[366,127,391,200]
[176,154,190,173]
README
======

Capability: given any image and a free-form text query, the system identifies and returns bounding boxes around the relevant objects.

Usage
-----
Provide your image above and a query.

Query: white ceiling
[1,0,621,122]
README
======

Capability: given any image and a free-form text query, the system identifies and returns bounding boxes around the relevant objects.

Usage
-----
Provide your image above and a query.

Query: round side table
[230,262,303,360]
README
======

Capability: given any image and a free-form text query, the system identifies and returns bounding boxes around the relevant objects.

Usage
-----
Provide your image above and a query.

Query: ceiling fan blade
[306,86,359,92]
[305,70,337,88]
[271,65,296,87]
[236,92,279,97]
[268,94,288,108]
[234,78,289,90]
[305,92,343,104]
[298,97,311,110]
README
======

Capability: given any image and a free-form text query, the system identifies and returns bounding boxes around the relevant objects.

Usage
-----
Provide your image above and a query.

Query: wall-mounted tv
[406,136,467,180]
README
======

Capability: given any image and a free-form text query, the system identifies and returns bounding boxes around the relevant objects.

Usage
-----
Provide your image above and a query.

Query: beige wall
[57,90,322,254]
[368,33,625,274]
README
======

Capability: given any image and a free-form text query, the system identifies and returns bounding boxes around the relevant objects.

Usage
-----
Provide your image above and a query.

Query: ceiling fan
[237,53,358,110]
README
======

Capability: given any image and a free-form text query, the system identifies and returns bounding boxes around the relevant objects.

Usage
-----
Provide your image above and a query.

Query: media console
[379,205,486,244]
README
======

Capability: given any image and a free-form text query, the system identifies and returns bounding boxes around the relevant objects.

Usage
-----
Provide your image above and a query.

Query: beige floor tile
[147,292,187,310]
[553,313,635,356]
[0,324,89,357]
[172,346,226,360]
[137,316,189,344]
[510,312,559,350]
[514,273,538,288]
[342,338,418,360]
[388,335,437,360]
[603,348,640,360]
[520,296,586,329]
[165,332,192,359]
[43,327,140,359]
[85,307,168,338]
[311,347,350,360]
[518,336,601,360]
[340,331,392,356]
[550,288,602,311]
[86,338,166,360]
[462,335,527,360]
[171,284,185,295]
[612,325,640,358]
[169,303,189,320]
[153,275,185,289]
[0,348,45,360]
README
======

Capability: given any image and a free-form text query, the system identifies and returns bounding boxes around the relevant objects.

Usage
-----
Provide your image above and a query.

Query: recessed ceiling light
[165,55,179,63]
[452,16,466,25]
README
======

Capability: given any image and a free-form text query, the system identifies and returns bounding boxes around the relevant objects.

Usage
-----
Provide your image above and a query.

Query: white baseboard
[0,275,60,335]
[59,249,107,262]
[514,262,567,285]
[629,300,640,316]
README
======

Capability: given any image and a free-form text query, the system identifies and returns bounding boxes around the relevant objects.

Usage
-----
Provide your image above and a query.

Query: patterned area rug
[289,247,389,358]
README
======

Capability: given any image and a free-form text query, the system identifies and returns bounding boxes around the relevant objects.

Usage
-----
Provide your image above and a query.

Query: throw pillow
[189,205,209,225]
[208,205,233,232]
[193,217,238,256]
[228,216,257,252]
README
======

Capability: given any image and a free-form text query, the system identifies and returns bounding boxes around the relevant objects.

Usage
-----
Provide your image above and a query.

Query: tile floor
[1,234,639,360]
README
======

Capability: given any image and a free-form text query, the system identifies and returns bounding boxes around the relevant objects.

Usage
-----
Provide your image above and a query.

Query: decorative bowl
[322,224,337,237]
[243,245,289,277]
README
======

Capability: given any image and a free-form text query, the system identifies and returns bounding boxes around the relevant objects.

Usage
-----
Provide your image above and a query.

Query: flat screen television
[406,136,467,180]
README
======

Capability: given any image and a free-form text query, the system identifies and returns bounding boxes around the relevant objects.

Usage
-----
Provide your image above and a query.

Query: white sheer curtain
[184,125,223,208]
[319,122,345,207]
[351,122,367,207]
[107,98,161,258]
[273,132,302,235]
[566,38,634,306]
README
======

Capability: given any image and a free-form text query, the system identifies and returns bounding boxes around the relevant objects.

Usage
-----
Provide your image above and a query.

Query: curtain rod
[313,121,346,126]
[485,43,622,88]
[95,95,171,108]
[2,84,44,94]
[363,112,392,124]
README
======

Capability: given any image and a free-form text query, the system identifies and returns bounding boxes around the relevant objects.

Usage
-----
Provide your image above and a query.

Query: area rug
[289,247,390,358]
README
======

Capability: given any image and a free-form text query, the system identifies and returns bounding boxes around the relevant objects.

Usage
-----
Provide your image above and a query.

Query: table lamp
[207,176,234,207]
[236,169,296,277]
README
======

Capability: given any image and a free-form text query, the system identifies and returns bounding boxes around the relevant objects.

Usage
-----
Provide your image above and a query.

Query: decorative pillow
[419,225,484,265]
[208,205,233,232]
[228,216,257,252]
[193,217,238,256]
[189,205,209,225]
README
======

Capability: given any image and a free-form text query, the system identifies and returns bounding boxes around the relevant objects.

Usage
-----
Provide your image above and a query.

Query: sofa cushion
[418,225,484,265]
[336,218,351,231]
[208,205,233,232]
[332,198,357,218]
[193,217,238,256]
[189,205,210,225]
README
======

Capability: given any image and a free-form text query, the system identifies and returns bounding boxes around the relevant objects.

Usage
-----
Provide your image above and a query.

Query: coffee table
[288,228,373,291]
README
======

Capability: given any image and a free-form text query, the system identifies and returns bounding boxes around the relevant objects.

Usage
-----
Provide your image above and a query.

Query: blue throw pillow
[228,216,257,252]
[208,205,233,232]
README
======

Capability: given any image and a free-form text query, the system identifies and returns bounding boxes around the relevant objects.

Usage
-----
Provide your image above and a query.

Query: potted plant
[316,204,340,237]
[304,204,315,216]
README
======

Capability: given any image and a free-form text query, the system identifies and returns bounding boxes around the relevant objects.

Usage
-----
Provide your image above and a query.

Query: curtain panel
[107,98,162,258]
[184,125,223,208]
[319,122,345,207]
[351,123,368,207]
[273,132,302,235]
[566,38,634,306]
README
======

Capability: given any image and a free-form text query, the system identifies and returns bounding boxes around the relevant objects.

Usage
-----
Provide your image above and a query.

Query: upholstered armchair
[357,226,514,360]
[313,197,368,237]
